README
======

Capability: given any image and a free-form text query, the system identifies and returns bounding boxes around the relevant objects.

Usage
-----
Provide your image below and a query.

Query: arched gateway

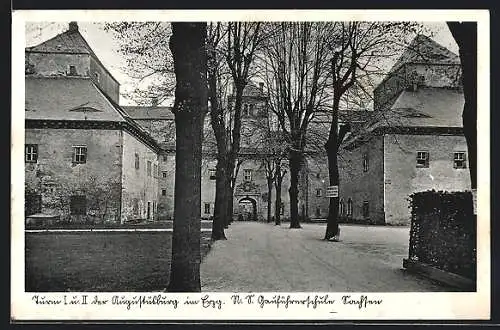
[237,197,257,221]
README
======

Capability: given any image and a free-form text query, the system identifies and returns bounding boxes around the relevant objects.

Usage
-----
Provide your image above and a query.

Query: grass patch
[25,231,211,292]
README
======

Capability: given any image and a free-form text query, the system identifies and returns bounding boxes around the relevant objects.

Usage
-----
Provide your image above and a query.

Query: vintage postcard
[11,9,490,321]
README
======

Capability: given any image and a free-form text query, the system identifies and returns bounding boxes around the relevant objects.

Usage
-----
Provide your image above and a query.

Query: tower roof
[26,22,95,55]
[387,34,460,76]
[26,22,120,85]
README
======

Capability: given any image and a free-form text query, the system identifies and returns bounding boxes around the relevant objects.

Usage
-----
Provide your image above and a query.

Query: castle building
[25,23,466,226]
[24,22,161,223]
[338,35,471,225]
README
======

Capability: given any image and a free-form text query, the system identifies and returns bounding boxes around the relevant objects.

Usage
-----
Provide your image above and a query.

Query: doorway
[237,197,257,221]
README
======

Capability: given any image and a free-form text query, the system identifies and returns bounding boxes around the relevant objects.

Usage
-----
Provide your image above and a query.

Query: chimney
[259,82,264,93]
[69,21,79,33]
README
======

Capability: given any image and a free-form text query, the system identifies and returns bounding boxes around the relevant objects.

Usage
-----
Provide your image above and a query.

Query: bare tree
[322,22,422,240]
[207,22,264,240]
[167,22,207,292]
[260,22,333,228]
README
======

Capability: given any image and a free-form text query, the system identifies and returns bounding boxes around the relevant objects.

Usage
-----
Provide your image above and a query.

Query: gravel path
[201,222,453,292]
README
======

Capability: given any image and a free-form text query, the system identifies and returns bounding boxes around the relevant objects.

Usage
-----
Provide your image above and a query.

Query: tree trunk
[447,22,477,191]
[167,22,207,292]
[266,177,273,223]
[274,168,283,226]
[324,140,340,240]
[288,150,302,228]
[211,154,227,240]
[226,181,235,226]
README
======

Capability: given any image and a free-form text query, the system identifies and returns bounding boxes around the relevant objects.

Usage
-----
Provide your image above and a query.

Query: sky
[25,21,459,106]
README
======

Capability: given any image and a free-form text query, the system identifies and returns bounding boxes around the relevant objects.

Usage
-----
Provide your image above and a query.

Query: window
[161,189,167,196]
[153,164,158,177]
[243,104,249,116]
[25,144,38,163]
[162,171,167,178]
[243,169,252,182]
[347,198,353,216]
[204,203,211,214]
[315,207,321,217]
[416,151,429,168]
[316,173,321,179]
[94,72,100,83]
[134,153,140,169]
[316,188,322,197]
[339,199,345,216]
[363,153,369,172]
[163,155,169,162]
[70,195,86,215]
[147,161,152,176]
[73,146,87,164]
[453,152,467,169]
[249,104,254,115]
[209,169,216,180]
[68,65,77,76]
[280,203,284,215]
[362,201,369,218]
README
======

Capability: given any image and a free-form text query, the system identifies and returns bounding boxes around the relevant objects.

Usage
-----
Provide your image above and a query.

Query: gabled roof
[26,24,95,55]
[312,110,375,124]
[26,22,120,85]
[122,106,175,120]
[342,87,464,149]
[25,76,125,122]
[25,76,161,152]
[387,34,460,77]
[243,83,266,97]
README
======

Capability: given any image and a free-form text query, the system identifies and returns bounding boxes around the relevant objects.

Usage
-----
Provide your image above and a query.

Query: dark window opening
[347,198,353,216]
[363,153,369,172]
[204,203,211,214]
[147,161,152,176]
[162,172,167,178]
[161,189,167,196]
[70,195,86,215]
[135,153,140,169]
[316,189,322,197]
[416,151,429,168]
[209,169,216,180]
[73,146,87,164]
[68,65,77,76]
[453,152,467,169]
[25,144,38,163]
[362,201,369,218]
[315,207,321,217]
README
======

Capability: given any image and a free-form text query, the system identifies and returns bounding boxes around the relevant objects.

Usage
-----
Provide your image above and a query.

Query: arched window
[339,198,345,216]
[347,198,353,216]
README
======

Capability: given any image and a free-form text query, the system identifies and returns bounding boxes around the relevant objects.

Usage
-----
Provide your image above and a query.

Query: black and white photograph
[11,10,490,320]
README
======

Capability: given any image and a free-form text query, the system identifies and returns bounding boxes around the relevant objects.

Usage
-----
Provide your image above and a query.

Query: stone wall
[89,56,120,104]
[24,128,122,223]
[121,131,159,222]
[339,135,385,224]
[383,134,471,224]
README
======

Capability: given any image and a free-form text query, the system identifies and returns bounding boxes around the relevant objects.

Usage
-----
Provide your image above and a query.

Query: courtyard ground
[201,222,455,292]
[25,231,212,292]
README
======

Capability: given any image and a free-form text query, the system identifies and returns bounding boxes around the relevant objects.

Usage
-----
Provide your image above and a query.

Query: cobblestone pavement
[201,222,454,292]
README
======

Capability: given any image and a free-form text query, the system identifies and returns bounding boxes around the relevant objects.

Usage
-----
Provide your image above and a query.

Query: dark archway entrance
[237,197,257,221]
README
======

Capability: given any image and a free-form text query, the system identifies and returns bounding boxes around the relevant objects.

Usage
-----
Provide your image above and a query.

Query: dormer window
[68,65,77,76]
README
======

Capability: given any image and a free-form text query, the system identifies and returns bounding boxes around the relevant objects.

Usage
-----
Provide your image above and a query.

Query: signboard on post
[325,186,338,198]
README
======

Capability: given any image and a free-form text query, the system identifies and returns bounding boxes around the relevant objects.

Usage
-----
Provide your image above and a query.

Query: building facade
[338,35,471,225]
[25,22,161,223]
